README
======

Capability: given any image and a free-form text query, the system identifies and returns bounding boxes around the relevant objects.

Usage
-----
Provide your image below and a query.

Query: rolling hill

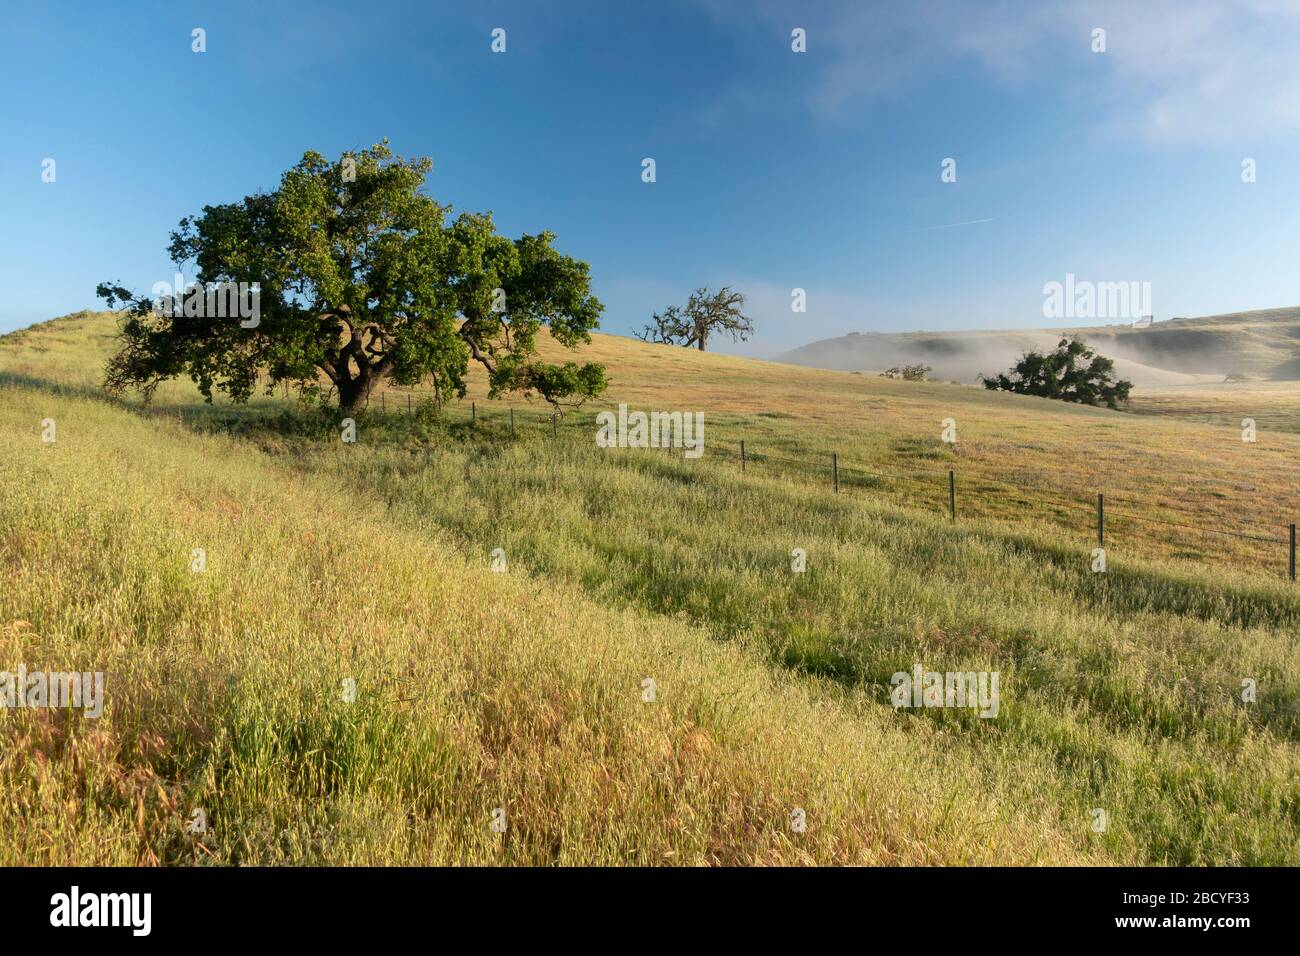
[778,306,1300,386]
[1,310,1298,865]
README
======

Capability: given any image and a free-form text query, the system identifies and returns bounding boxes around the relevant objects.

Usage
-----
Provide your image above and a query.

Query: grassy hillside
[1,311,1298,865]
[14,311,1300,573]
[779,306,1300,387]
[1128,378,1300,435]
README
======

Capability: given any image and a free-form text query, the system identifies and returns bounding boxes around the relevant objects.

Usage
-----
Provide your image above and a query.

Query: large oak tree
[981,337,1132,409]
[97,141,607,414]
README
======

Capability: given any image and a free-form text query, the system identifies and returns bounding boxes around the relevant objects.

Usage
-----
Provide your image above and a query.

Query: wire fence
[359,393,1299,582]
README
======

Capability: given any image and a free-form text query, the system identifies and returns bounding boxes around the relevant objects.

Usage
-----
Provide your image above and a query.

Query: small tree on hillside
[636,286,752,351]
[880,364,931,381]
[981,337,1132,409]
[97,141,607,415]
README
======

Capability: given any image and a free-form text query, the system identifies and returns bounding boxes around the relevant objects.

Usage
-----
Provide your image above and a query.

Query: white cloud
[699,0,1300,143]
[1090,0,1300,143]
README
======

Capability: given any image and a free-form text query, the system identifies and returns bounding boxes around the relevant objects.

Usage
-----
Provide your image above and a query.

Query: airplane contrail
[914,217,997,232]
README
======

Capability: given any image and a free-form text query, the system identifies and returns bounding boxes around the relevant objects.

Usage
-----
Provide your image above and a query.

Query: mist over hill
[776,307,1300,387]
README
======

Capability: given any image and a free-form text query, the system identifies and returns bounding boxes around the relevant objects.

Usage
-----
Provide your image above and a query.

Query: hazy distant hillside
[778,307,1300,386]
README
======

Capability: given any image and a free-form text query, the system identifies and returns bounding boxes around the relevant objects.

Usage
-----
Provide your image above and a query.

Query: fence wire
[361,397,1295,574]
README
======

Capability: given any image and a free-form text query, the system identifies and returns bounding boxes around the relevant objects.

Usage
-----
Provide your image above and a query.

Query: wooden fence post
[1097,493,1104,546]
[740,440,746,474]
[949,470,955,520]
[1290,524,1296,581]
[832,453,839,493]
[510,407,516,440]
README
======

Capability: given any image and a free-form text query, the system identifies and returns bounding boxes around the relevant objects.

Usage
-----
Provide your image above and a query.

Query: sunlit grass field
[1129,379,1300,435]
[1,311,1297,865]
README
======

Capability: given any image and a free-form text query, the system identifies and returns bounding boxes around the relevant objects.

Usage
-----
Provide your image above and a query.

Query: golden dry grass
[1,311,1297,865]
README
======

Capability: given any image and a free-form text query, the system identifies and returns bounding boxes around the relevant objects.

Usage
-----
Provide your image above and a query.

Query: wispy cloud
[697,0,1300,144]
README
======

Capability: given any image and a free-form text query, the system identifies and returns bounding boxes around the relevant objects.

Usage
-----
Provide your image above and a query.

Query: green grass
[1,311,1297,865]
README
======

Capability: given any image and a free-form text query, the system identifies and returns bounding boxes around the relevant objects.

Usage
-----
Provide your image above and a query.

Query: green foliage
[982,337,1132,409]
[97,141,607,413]
[446,214,607,410]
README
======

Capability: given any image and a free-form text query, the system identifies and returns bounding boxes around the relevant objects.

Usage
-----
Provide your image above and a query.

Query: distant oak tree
[636,286,752,351]
[981,337,1132,409]
[880,364,931,381]
[97,141,607,414]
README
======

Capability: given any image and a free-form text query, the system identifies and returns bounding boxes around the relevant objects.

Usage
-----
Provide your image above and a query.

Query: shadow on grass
[0,370,107,403]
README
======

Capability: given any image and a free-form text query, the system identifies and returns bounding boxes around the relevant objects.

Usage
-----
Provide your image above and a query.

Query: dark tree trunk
[337,369,377,415]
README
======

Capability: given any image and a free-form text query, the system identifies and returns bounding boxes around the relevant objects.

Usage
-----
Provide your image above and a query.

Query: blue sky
[1,0,1298,354]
